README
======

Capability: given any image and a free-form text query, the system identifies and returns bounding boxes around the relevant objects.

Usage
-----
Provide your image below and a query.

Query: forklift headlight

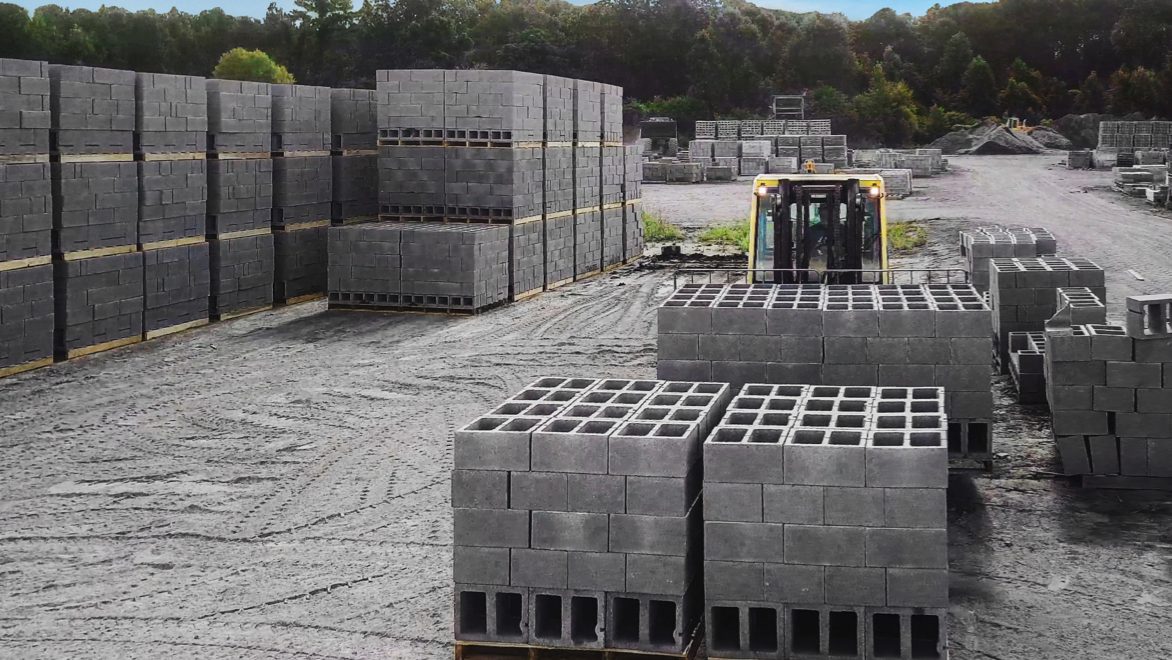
[868,186,881,198]
[757,185,770,197]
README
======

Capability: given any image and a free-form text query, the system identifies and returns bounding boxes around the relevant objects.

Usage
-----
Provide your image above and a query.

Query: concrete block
[532,511,608,552]
[783,428,866,487]
[454,415,538,471]
[626,554,689,595]
[453,508,530,548]
[762,484,824,524]
[705,561,764,600]
[610,510,691,556]
[511,549,568,588]
[454,546,510,585]
[763,563,825,603]
[886,568,948,607]
[567,551,625,592]
[705,521,785,563]
[883,488,946,529]
[511,472,568,511]
[865,528,947,568]
[704,482,763,523]
[784,525,866,566]
[451,469,508,509]
[823,487,885,526]
[566,473,625,514]
[825,566,886,606]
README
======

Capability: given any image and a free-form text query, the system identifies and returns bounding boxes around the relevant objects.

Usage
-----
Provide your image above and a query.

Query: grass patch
[643,211,685,242]
[888,221,928,251]
[698,219,751,253]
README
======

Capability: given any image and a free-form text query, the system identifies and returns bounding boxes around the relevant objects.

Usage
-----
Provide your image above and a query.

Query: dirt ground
[2,154,1170,659]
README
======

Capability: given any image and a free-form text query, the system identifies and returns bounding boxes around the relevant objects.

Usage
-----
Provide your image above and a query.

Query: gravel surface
[2,154,1171,659]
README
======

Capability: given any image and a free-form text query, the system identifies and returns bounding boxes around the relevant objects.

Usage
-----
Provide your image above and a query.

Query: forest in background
[2,0,1172,145]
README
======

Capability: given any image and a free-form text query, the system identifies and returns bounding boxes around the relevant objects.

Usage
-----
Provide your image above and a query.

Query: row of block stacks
[694,120,833,139]
[0,57,380,377]
[656,283,995,463]
[336,69,643,313]
[452,379,950,659]
[1006,287,1105,405]
[687,135,849,174]
[958,226,1057,292]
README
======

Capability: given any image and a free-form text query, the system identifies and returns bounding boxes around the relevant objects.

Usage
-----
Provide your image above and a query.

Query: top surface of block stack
[271,84,331,152]
[453,377,730,652]
[49,64,135,155]
[960,225,1057,291]
[135,72,208,154]
[703,383,948,658]
[0,58,50,156]
[206,79,271,154]
[330,88,377,151]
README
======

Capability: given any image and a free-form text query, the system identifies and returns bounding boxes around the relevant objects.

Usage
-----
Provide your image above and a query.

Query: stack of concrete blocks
[824,136,848,168]
[0,58,54,377]
[48,64,144,357]
[702,384,948,659]
[602,145,625,270]
[959,226,1057,292]
[808,120,832,135]
[134,72,207,155]
[206,80,274,319]
[990,256,1105,373]
[695,121,717,139]
[1066,150,1091,170]
[1008,331,1048,404]
[717,121,739,139]
[799,136,823,164]
[623,144,644,262]
[775,136,801,161]
[913,148,943,173]
[544,76,575,289]
[713,139,739,170]
[1046,304,1172,480]
[767,156,798,175]
[135,72,210,338]
[740,120,763,138]
[689,139,714,165]
[573,78,604,281]
[452,377,732,653]
[48,65,135,155]
[327,221,509,312]
[656,282,995,461]
[330,88,378,225]
[740,140,771,176]
[1008,289,1106,405]
[270,85,331,303]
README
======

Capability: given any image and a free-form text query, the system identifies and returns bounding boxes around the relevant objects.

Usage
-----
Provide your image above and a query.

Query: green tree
[782,14,857,91]
[853,65,919,147]
[959,56,997,117]
[998,79,1043,120]
[1108,66,1159,115]
[212,47,295,83]
[933,32,972,96]
[917,104,974,142]
[1074,71,1107,113]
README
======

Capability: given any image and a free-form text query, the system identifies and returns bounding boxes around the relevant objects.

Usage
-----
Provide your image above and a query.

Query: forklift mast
[771,179,865,284]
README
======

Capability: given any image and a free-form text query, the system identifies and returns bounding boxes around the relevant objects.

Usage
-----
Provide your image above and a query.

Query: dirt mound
[1053,112,1147,148]
[1027,126,1074,150]
[926,127,977,155]
[959,123,1045,155]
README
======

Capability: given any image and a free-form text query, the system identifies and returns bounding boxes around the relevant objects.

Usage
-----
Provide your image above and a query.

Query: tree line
[2,0,1171,145]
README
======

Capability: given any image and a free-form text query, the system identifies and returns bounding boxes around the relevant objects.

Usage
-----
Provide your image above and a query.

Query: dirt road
[2,154,1171,659]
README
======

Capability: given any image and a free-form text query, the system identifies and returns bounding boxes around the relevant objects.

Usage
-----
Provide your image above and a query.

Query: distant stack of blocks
[1,57,387,377]
[703,384,948,659]
[989,256,1105,374]
[1047,294,1172,480]
[453,377,731,654]
[337,69,639,313]
[0,59,53,376]
[657,283,995,462]
[958,226,1057,292]
[687,133,849,177]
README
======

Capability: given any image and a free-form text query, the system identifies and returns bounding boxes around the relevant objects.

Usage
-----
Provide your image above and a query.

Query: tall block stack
[135,72,210,338]
[543,75,575,289]
[1047,296,1172,480]
[206,80,273,319]
[657,283,995,461]
[453,377,731,654]
[1008,331,1048,404]
[703,384,948,659]
[990,256,1105,373]
[601,145,624,269]
[271,84,330,304]
[328,221,509,312]
[49,64,143,358]
[330,88,378,225]
[623,144,644,261]
[959,226,1057,291]
[0,58,53,377]
[573,79,603,280]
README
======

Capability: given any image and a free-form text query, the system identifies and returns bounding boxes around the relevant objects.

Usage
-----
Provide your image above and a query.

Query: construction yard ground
[1,154,1170,659]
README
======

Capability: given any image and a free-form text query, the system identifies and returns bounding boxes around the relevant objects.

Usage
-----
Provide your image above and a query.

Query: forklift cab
[747,174,889,284]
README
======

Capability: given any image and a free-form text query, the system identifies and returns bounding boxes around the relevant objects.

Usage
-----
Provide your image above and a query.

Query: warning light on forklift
[868,186,881,198]
[757,185,769,197]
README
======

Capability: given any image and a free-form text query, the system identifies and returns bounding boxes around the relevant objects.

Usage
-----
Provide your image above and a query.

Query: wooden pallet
[0,255,52,272]
[59,244,137,261]
[208,151,269,160]
[144,318,209,340]
[0,153,49,164]
[214,305,271,322]
[276,292,326,306]
[138,152,205,162]
[455,640,698,659]
[64,335,141,360]
[0,356,53,379]
[53,153,134,163]
[140,236,205,251]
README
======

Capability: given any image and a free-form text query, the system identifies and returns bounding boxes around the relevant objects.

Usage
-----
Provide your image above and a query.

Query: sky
[10,0,967,21]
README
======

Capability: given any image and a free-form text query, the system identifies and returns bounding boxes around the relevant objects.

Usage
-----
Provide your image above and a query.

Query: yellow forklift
[746,171,889,284]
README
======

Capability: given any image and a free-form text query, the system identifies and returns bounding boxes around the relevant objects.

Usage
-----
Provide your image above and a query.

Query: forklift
[746,173,889,284]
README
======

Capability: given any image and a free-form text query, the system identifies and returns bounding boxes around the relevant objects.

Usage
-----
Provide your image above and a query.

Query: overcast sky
[10,0,968,21]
